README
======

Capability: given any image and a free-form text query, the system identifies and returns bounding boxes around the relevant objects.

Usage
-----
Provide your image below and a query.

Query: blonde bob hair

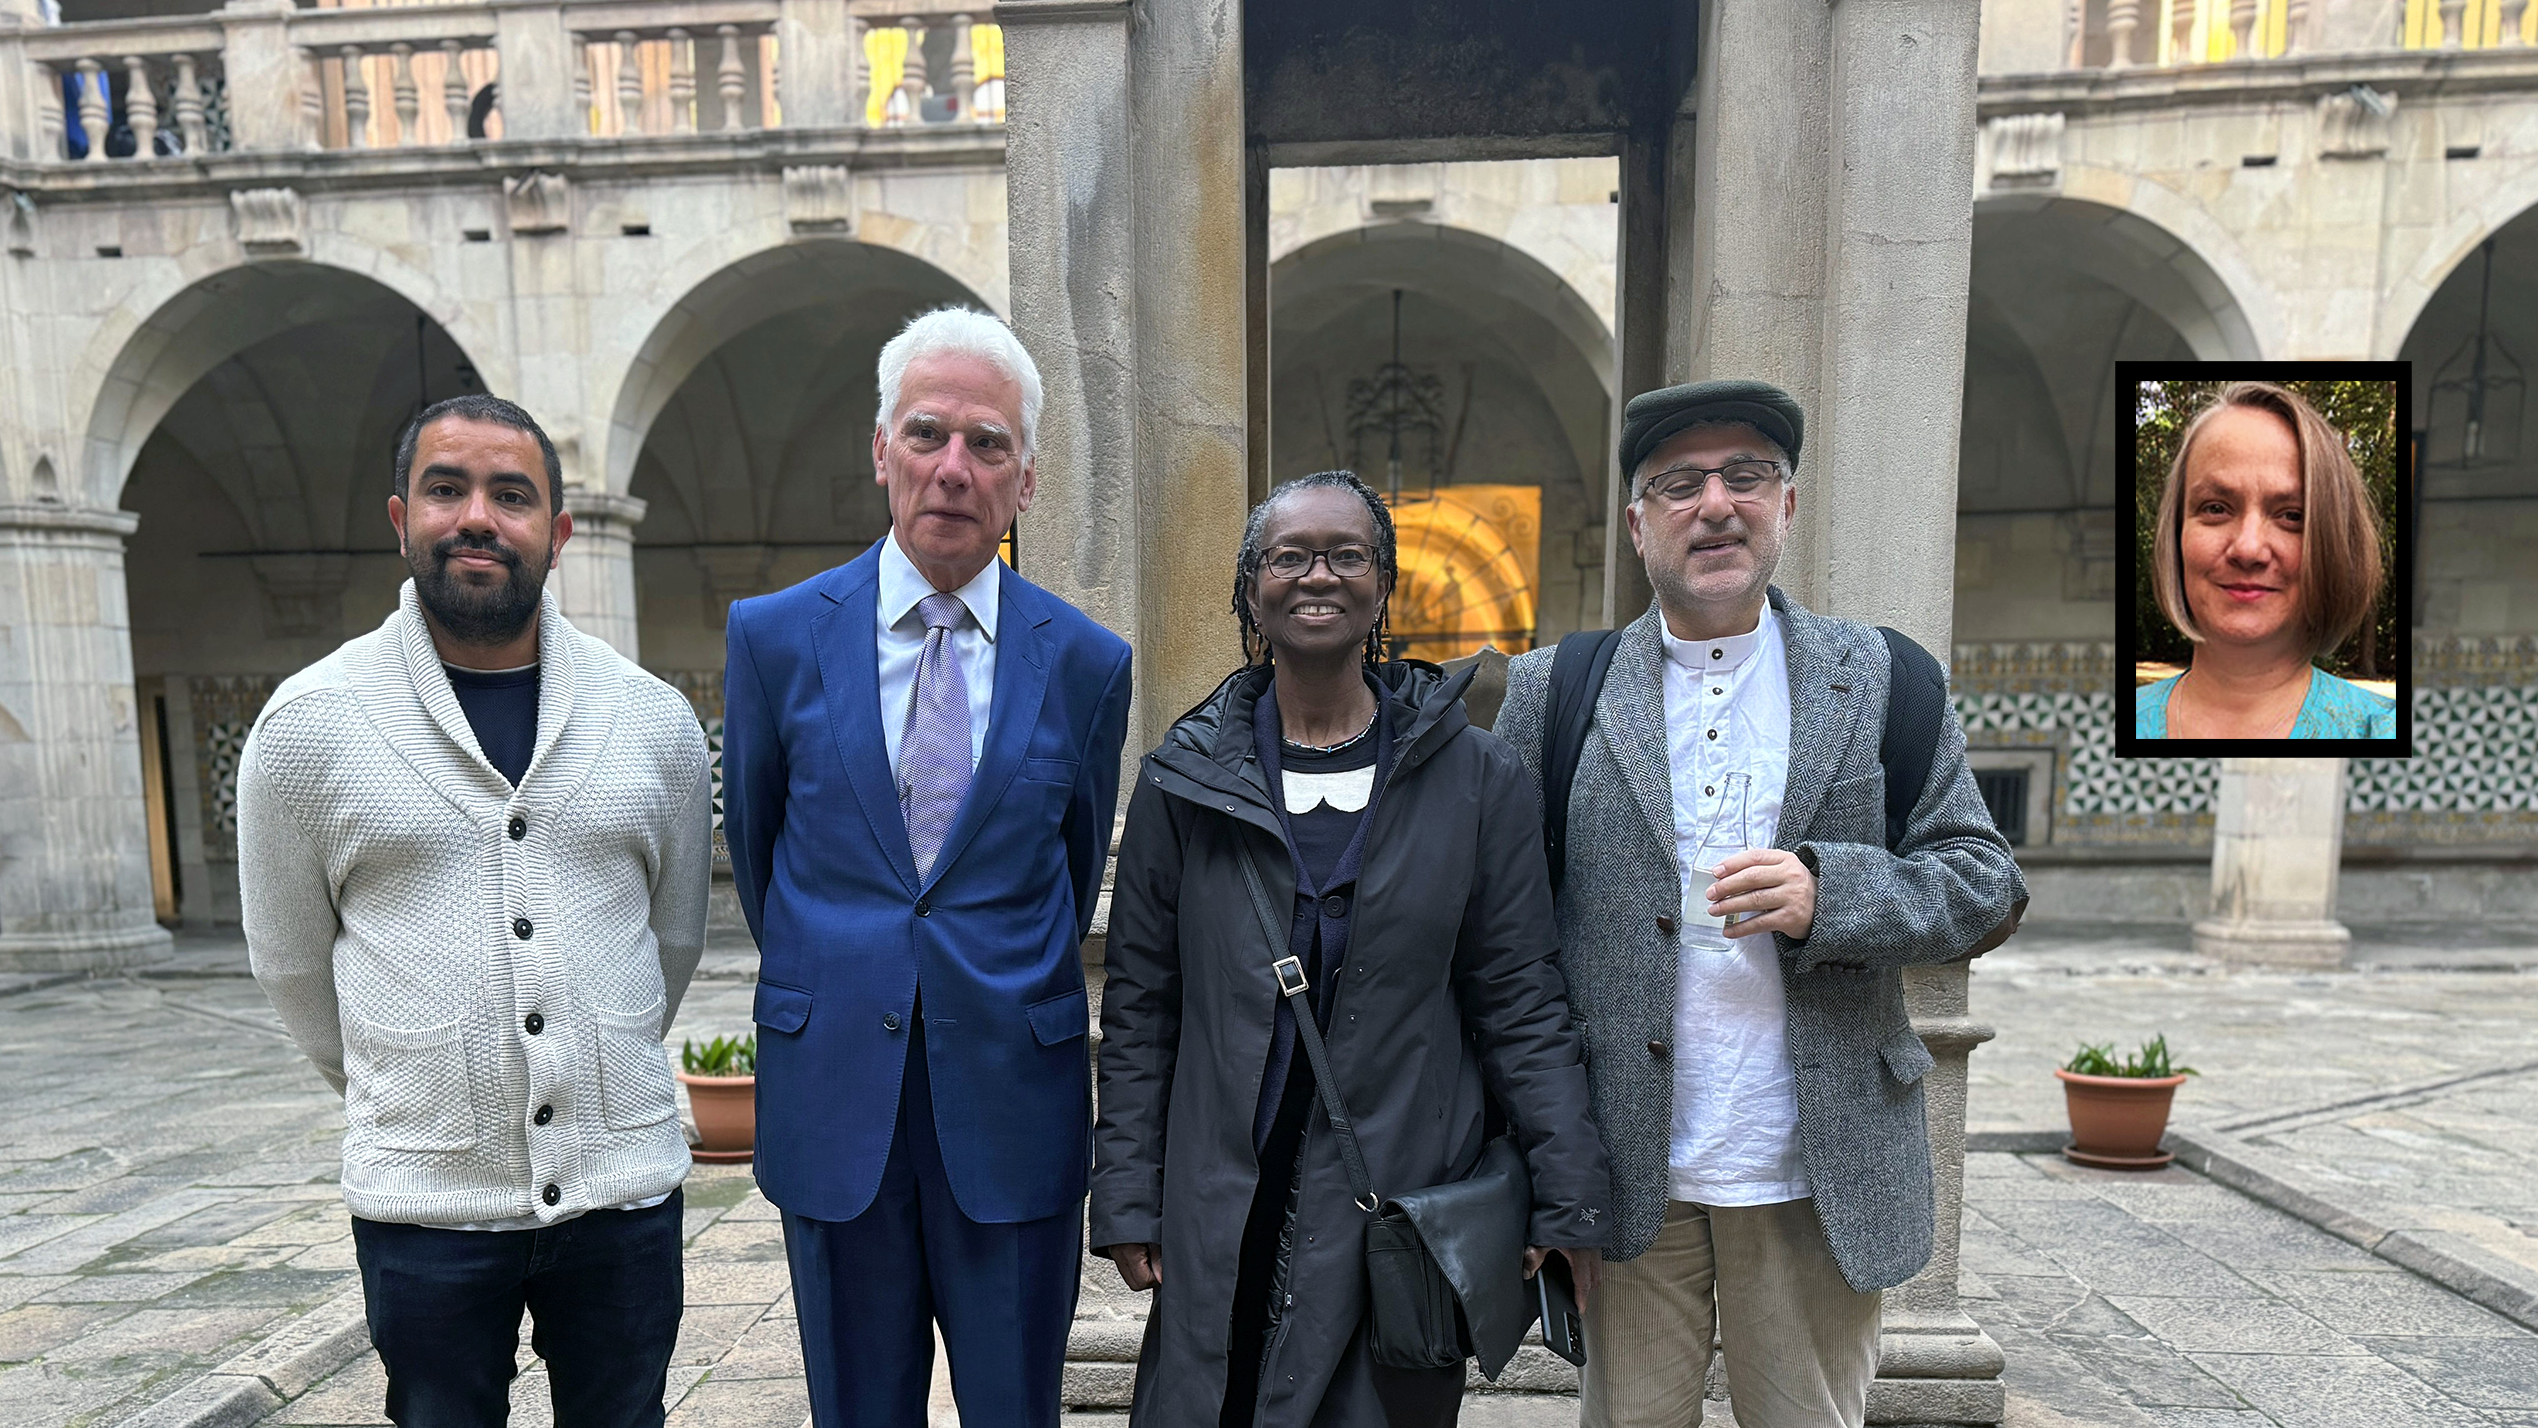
[2151,381,2384,659]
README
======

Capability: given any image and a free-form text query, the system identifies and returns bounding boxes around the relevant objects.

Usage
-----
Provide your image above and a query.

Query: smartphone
[1536,1251,1586,1367]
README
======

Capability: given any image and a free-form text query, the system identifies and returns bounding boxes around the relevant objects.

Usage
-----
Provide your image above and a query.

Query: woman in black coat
[1091,471,1613,1428]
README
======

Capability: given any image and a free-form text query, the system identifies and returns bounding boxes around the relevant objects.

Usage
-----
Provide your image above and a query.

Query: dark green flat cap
[1619,378,1804,483]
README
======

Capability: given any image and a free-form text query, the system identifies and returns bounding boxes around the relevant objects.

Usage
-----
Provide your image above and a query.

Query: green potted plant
[2055,1035,2197,1170]
[677,1034,757,1164]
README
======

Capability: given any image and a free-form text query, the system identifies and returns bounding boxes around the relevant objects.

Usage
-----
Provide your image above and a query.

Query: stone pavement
[4,926,2536,1426]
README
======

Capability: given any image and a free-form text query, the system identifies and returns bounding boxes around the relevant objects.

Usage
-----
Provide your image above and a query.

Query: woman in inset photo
[2136,380,2399,740]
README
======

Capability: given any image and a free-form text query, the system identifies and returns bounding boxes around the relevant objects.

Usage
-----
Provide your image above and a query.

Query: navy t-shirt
[444,663,539,787]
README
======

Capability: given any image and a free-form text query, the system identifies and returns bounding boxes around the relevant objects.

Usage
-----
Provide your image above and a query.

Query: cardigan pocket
[589,997,679,1132]
[347,1016,478,1154]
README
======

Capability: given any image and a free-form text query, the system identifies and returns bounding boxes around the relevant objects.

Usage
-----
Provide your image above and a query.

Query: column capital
[0,503,140,539]
[993,0,1131,26]
[566,490,648,530]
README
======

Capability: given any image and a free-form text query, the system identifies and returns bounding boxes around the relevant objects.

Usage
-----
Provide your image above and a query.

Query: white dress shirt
[876,531,998,774]
[1660,608,1810,1207]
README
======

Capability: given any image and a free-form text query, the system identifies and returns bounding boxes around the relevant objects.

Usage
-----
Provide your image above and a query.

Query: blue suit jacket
[722,543,1133,1224]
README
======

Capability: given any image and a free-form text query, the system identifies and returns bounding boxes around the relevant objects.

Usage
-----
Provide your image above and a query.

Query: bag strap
[1237,846,1382,1214]
[1542,627,1624,892]
[1875,626,1948,853]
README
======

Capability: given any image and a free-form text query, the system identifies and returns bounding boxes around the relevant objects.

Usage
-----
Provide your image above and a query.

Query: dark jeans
[350,1191,684,1428]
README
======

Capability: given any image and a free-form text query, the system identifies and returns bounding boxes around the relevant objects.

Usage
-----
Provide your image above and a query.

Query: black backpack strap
[1542,627,1625,892]
[1875,626,1948,853]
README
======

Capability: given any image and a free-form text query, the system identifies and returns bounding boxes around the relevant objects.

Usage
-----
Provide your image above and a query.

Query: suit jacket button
[1648,1039,1669,1058]
[1655,915,1677,936]
[883,1012,902,1032]
[914,900,930,918]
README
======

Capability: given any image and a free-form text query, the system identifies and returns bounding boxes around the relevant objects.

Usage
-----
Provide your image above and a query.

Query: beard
[409,529,550,647]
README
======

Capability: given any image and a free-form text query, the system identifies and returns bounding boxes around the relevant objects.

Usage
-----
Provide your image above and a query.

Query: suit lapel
[811,553,920,895]
[922,565,1051,891]
[1771,587,1859,849]
[1594,606,1677,858]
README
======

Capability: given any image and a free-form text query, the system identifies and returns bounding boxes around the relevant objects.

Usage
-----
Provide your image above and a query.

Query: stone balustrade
[2054,0,2528,71]
[5,0,1003,165]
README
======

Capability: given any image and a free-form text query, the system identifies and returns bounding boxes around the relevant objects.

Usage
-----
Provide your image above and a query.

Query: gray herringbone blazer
[1497,588,2026,1290]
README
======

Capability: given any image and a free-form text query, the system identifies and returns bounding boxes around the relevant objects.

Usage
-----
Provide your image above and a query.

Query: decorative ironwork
[2428,239,2525,470]
[1343,289,1447,502]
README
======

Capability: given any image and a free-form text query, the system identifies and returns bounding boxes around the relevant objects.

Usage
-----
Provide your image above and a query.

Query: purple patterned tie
[900,591,974,882]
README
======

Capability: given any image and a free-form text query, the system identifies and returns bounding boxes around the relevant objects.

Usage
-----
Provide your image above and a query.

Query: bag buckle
[1274,956,1310,997]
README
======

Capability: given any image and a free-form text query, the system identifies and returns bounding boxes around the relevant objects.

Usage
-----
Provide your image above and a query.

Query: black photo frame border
[2110,360,2415,760]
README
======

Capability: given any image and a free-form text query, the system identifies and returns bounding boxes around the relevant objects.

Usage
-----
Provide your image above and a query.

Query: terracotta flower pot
[677,1072,756,1163]
[2055,1068,2188,1170]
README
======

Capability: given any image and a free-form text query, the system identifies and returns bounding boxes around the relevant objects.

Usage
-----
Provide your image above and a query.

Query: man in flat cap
[1495,379,2025,1428]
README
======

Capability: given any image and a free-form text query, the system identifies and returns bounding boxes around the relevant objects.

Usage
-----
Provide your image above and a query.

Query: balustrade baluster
[342,46,371,147]
[717,26,746,131]
[2170,0,2194,63]
[2283,0,2308,53]
[173,54,206,153]
[442,40,470,140]
[2106,0,2140,66]
[853,16,870,126]
[390,44,419,145]
[75,58,108,162]
[123,56,158,158]
[300,48,325,149]
[667,29,696,133]
[2231,0,2259,55]
[2439,0,2466,46]
[616,31,643,136]
[947,15,974,118]
[38,65,64,160]
[573,36,592,130]
[2503,0,2528,46]
[897,16,925,122]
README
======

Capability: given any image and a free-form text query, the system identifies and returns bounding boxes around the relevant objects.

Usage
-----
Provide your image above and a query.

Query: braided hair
[1231,470,1399,668]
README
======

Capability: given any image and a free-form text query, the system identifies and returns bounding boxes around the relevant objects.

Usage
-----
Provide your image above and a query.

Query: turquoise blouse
[2134,668,2398,740]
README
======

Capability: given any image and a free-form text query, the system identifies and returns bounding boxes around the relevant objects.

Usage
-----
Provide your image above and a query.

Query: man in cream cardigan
[239,394,713,1428]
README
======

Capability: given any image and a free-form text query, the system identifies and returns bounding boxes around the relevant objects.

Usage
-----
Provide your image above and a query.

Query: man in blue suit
[721,307,1133,1426]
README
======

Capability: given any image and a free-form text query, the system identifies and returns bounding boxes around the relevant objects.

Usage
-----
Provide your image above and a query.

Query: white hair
[874,306,1044,457]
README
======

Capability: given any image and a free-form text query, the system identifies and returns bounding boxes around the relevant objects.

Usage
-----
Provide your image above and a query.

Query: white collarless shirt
[1659,608,1809,1207]
[875,531,999,774]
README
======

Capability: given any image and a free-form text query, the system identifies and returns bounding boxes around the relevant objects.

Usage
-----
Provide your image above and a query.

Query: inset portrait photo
[2114,363,2412,757]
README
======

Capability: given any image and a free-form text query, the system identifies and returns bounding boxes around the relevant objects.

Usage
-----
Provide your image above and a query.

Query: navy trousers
[350,1192,683,1428]
[781,1022,1082,1428]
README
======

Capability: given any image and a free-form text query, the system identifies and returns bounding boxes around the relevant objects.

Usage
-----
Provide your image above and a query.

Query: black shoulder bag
[1234,850,1540,1383]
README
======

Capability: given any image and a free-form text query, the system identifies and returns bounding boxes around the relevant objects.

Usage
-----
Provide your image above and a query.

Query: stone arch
[78,250,484,509]
[1976,184,2271,362]
[601,237,995,498]
[1270,223,1613,648]
[2379,164,2538,362]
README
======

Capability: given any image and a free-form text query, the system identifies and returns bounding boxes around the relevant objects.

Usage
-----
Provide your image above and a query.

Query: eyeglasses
[1261,543,1377,580]
[1639,460,1785,506]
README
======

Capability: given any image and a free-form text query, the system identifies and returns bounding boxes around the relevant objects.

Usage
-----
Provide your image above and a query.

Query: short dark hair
[393,395,564,511]
[1231,470,1399,667]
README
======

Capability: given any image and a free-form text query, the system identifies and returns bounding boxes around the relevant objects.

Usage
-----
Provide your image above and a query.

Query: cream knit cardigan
[239,582,713,1227]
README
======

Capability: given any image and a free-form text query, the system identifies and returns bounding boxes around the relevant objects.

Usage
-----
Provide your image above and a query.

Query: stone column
[1001,0,1249,756]
[777,0,856,127]
[0,505,174,972]
[2194,758,2352,967]
[1688,1,1999,1421]
[214,0,306,153]
[491,2,579,140]
[554,489,645,660]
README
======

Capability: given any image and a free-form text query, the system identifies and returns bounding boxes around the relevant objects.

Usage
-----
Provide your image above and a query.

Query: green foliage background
[2132,380,2402,679]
